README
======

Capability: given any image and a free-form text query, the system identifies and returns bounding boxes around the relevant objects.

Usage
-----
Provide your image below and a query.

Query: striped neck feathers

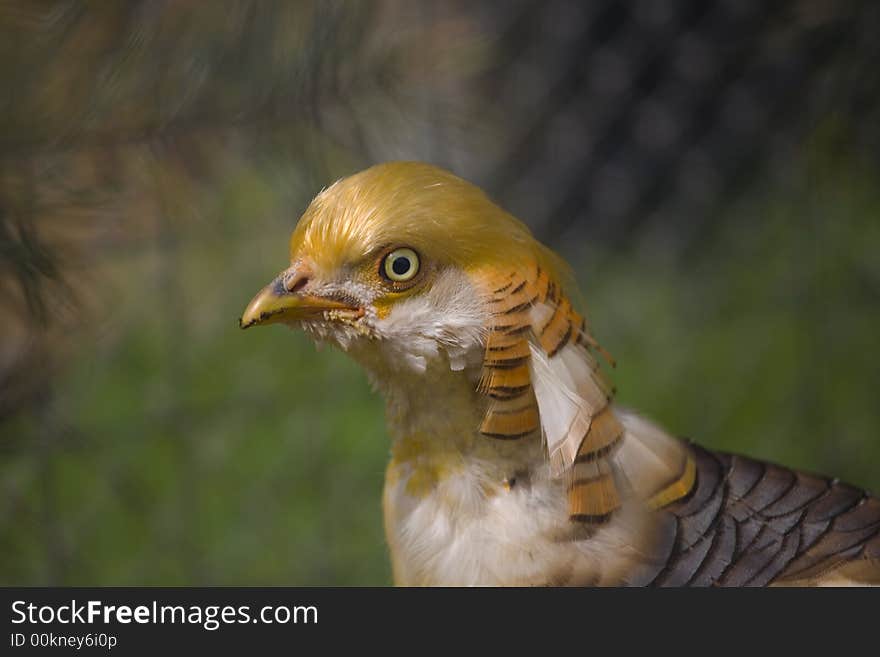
[358,259,696,522]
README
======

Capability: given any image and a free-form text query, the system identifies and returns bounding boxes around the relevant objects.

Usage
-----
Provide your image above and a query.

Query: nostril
[292,277,308,294]
[282,261,313,294]
[285,274,309,294]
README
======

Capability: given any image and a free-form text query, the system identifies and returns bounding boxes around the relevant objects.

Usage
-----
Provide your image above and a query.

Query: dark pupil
[391,256,411,276]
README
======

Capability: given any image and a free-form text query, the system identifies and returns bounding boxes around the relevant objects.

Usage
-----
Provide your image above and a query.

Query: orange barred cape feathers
[476,262,630,523]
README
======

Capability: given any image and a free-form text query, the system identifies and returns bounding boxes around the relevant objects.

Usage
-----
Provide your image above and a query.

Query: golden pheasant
[240,161,880,586]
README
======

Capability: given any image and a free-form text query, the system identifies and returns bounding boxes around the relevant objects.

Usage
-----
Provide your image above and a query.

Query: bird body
[241,161,880,586]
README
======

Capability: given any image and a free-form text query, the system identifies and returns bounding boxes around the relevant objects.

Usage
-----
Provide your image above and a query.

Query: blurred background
[1,0,879,585]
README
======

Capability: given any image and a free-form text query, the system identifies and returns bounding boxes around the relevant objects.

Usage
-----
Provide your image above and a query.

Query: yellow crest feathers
[289,161,569,283]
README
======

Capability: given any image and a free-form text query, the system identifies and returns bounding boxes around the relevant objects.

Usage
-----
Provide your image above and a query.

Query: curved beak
[239,271,361,329]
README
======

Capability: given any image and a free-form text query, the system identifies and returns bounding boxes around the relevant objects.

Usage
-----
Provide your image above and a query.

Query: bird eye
[381,248,420,283]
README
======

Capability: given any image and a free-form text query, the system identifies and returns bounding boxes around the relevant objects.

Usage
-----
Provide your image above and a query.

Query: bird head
[241,162,615,475]
[240,161,569,374]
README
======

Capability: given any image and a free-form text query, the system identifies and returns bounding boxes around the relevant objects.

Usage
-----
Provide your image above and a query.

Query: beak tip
[239,303,284,330]
[240,287,278,330]
[238,310,270,330]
